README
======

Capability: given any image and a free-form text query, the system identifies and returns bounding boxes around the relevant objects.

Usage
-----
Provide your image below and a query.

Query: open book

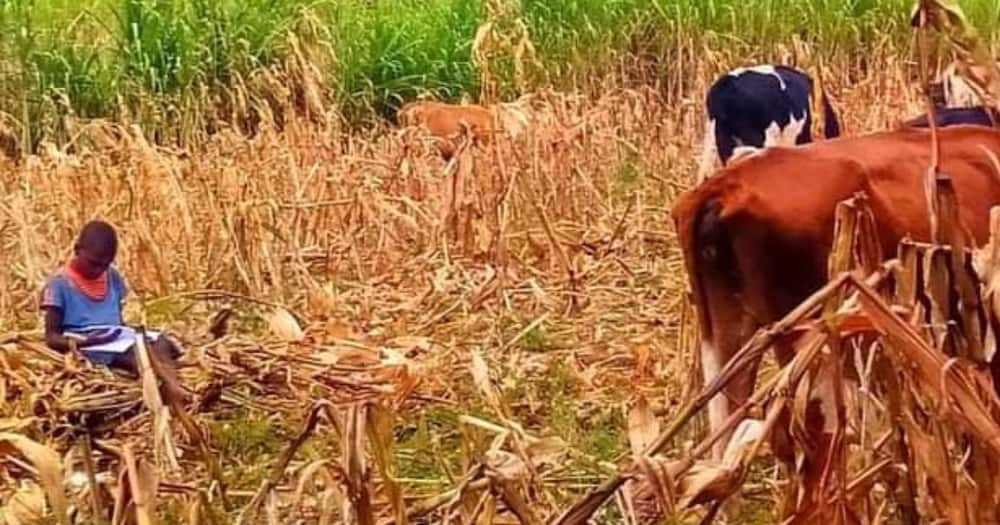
[63,325,161,354]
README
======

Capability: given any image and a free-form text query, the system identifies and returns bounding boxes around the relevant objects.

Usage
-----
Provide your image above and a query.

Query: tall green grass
[1,0,999,149]
[330,0,479,121]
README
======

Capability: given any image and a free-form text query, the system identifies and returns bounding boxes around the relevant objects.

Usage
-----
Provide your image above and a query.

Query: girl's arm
[43,307,119,352]
[43,307,73,353]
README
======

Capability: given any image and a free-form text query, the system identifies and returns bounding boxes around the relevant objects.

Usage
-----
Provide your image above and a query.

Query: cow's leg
[702,340,764,461]
[715,125,737,166]
[707,340,769,522]
[701,339,730,459]
[769,338,797,466]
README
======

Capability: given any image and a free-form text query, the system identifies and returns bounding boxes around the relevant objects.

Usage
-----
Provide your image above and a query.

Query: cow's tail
[820,93,841,139]
[675,186,750,460]
[674,192,726,343]
[695,118,718,184]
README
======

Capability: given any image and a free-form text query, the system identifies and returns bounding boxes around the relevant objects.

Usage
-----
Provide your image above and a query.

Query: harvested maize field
[4,0,1000,523]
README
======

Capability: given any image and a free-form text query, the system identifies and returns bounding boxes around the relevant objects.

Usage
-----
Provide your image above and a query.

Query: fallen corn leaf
[0,434,70,525]
[265,307,306,342]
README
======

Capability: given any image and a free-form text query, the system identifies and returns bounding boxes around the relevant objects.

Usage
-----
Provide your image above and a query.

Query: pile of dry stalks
[0,322,429,523]
[0,1,990,522]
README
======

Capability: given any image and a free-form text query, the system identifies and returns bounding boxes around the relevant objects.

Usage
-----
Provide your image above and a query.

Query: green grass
[330,0,480,121]
[2,0,999,148]
[396,405,466,483]
[521,323,548,352]
[207,409,287,489]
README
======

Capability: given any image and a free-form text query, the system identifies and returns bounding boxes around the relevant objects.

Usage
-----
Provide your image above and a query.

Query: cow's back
[837,126,1000,246]
[398,101,496,138]
[676,125,1000,342]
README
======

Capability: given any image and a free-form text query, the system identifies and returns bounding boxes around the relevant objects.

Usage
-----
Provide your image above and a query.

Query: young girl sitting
[40,220,187,404]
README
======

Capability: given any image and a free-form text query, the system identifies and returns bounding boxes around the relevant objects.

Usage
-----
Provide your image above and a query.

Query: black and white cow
[903,106,999,129]
[938,61,990,109]
[696,64,842,182]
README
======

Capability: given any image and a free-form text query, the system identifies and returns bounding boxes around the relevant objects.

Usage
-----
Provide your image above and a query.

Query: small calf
[397,100,530,160]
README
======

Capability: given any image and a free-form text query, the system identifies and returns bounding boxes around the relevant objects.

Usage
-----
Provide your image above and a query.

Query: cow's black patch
[904,106,999,129]
[705,65,842,165]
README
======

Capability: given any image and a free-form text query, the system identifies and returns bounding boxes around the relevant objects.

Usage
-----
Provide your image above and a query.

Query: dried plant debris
[6,16,1000,523]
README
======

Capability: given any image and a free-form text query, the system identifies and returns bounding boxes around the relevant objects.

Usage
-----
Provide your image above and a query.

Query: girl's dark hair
[76,220,118,256]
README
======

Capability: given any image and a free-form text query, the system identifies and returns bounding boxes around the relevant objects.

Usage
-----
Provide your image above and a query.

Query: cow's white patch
[701,341,730,459]
[940,62,984,108]
[729,65,787,91]
[696,118,718,183]
[763,111,807,148]
[944,74,981,108]
[730,146,763,163]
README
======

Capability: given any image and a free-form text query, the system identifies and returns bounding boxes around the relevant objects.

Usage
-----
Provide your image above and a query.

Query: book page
[63,325,161,354]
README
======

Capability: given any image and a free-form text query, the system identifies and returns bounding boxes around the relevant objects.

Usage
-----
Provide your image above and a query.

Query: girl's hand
[82,328,122,347]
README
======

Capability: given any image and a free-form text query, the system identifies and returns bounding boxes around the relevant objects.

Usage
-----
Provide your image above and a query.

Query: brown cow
[672,125,1000,463]
[397,99,530,160]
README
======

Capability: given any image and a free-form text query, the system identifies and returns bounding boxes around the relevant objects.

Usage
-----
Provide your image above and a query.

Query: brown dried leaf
[124,447,159,525]
[975,207,1000,362]
[630,456,678,518]
[265,307,305,342]
[318,488,345,525]
[471,351,505,416]
[343,405,374,525]
[905,422,967,524]
[492,478,540,525]
[676,462,741,509]
[365,404,407,525]
[790,367,816,462]
[524,436,567,469]
[0,433,69,525]
[631,343,652,379]
[314,345,380,366]
[856,279,1000,454]
[485,450,530,482]
[132,336,179,471]
[2,482,46,525]
[386,336,433,353]
[323,319,352,340]
[627,395,659,458]
[629,456,743,513]
[0,419,34,433]
[386,361,422,407]
[292,460,337,510]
